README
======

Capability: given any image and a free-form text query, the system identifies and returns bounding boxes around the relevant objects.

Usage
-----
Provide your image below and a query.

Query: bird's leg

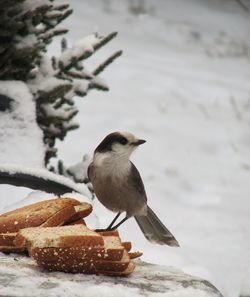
[106,212,121,230]
[109,216,129,231]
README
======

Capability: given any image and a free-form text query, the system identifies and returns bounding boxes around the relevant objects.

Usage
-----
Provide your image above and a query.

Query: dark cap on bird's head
[94,131,146,154]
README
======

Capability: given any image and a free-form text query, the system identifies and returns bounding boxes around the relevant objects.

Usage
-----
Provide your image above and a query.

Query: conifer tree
[0,0,121,172]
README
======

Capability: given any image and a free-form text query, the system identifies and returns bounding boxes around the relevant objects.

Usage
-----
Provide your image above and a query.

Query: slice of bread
[98,230,120,237]
[94,250,130,272]
[14,220,137,276]
[0,200,92,251]
[65,203,93,224]
[15,225,104,249]
[128,251,143,259]
[64,218,86,226]
[41,205,76,227]
[31,248,130,273]
[0,245,25,253]
[0,232,16,246]
[122,242,132,252]
[30,245,124,263]
[0,198,81,233]
[36,260,135,276]
[97,261,135,276]
[24,228,125,261]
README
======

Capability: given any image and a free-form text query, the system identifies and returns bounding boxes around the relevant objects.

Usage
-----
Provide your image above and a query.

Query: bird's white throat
[93,152,131,178]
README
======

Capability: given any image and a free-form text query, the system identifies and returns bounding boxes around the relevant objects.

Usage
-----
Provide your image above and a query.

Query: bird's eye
[118,137,128,145]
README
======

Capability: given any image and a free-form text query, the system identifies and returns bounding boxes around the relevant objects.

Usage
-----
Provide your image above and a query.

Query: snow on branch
[0,165,91,197]
[30,30,121,165]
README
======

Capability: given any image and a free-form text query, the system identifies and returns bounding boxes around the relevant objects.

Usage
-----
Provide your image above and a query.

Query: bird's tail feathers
[134,206,179,247]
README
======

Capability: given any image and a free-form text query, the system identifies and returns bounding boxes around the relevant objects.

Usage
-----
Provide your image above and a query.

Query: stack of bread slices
[0,198,142,276]
[0,198,92,253]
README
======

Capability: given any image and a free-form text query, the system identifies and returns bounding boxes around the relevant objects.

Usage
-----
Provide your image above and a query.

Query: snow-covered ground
[0,0,250,296]
[57,1,250,296]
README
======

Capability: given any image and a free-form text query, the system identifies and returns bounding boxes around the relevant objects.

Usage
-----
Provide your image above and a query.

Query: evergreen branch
[88,81,109,91]
[93,50,122,76]
[53,4,70,11]
[93,31,118,51]
[65,70,93,80]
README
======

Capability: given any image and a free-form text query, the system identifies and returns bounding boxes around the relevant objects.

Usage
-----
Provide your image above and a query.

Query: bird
[88,131,179,246]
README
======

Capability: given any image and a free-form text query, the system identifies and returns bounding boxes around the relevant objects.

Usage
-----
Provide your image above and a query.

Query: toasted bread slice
[30,246,124,262]
[122,242,132,252]
[41,205,76,227]
[97,261,136,276]
[30,235,125,263]
[32,248,130,274]
[37,261,135,276]
[98,230,120,237]
[128,251,143,259]
[94,250,130,272]
[14,224,136,276]
[0,198,81,233]
[0,245,25,254]
[15,225,104,249]
[0,232,17,246]
[64,218,86,226]
[65,203,92,224]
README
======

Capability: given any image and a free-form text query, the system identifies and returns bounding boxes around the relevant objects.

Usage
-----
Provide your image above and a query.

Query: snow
[42,103,78,120]
[23,0,52,12]
[51,1,249,297]
[67,155,92,182]
[59,34,100,68]
[0,255,222,297]
[0,81,45,168]
[0,164,91,208]
[30,76,68,94]
[73,79,89,95]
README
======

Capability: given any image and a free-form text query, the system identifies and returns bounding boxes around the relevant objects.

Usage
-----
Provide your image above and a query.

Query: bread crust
[128,251,143,259]
[96,261,135,276]
[122,242,132,252]
[98,230,120,237]
[0,198,80,233]
[31,247,131,274]
[64,219,86,226]
[57,235,104,248]
[41,205,76,227]
[15,225,105,249]
[65,203,93,223]
[37,261,135,276]
[0,232,17,246]
[0,245,25,253]
[30,246,124,262]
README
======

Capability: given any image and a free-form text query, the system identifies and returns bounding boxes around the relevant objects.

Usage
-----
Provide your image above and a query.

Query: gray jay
[88,131,179,246]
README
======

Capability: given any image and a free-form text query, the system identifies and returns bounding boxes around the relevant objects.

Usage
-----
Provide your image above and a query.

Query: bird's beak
[132,139,146,146]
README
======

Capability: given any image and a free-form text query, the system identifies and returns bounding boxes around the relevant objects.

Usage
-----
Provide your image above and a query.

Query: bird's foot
[95,227,117,232]
[94,228,107,232]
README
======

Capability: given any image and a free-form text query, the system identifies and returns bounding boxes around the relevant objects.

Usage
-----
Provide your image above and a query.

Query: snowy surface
[52,1,249,297]
[0,254,222,297]
[0,81,45,168]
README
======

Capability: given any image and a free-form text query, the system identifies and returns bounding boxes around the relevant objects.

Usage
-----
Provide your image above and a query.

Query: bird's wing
[129,162,147,202]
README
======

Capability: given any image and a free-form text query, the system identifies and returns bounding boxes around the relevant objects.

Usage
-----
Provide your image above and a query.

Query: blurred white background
[55,1,250,296]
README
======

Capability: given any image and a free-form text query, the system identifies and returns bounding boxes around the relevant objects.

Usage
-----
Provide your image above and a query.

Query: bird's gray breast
[88,160,147,217]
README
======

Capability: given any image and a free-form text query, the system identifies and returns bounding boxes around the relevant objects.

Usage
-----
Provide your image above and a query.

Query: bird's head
[94,131,146,159]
